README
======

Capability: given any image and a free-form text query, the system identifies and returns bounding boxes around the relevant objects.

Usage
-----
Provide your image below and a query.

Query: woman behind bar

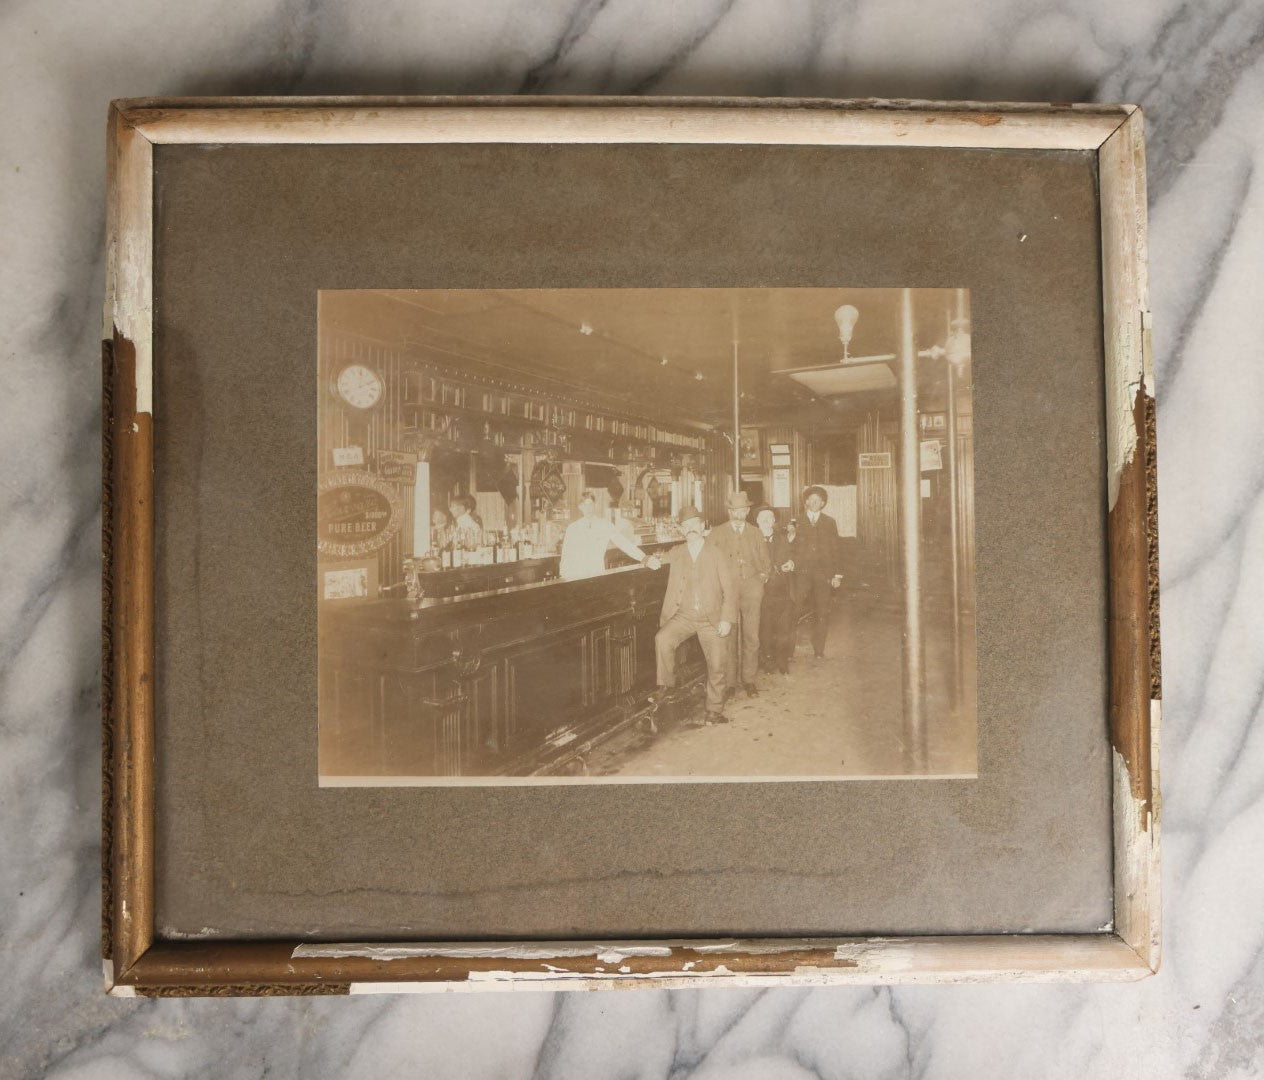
[429,508,452,554]
[756,507,797,675]
[448,495,482,550]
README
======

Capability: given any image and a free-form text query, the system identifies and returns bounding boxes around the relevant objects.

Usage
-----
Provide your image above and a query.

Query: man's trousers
[655,611,728,714]
[724,579,765,687]
[798,572,835,656]
[759,586,795,671]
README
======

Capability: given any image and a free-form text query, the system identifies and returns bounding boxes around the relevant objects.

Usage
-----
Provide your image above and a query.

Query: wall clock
[332,363,384,410]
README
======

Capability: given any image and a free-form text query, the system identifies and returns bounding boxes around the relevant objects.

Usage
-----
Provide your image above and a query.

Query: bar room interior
[317,287,977,783]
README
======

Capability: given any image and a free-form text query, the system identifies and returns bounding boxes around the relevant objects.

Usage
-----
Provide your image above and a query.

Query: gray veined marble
[2,0,1262,1076]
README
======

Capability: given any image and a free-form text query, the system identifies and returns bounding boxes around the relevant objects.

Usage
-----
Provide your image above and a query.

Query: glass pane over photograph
[317,288,977,785]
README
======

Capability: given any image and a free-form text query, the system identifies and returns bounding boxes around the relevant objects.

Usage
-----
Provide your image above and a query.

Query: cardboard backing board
[151,141,1110,940]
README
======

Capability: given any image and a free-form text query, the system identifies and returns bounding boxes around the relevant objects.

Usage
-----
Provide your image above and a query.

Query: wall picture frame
[739,426,764,470]
[103,96,1159,995]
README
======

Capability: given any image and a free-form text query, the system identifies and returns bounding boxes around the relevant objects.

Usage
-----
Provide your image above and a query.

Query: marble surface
[2,0,1262,1076]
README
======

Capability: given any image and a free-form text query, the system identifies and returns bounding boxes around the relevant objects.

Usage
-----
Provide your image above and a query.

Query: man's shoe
[723,686,737,704]
[649,687,671,706]
[814,650,825,659]
[705,711,730,724]
[777,663,789,675]
[743,682,759,698]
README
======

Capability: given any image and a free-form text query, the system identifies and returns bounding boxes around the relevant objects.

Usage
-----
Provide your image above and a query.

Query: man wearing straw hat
[708,489,772,698]
[797,485,844,658]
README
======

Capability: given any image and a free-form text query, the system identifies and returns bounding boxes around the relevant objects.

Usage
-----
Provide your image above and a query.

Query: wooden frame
[739,426,765,471]
[102,97,1159,995]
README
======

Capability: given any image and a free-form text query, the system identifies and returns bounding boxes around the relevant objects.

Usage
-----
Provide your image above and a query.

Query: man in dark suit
[755,507,797,675]
[707,490,773,698]
[796,486,844,658]
[653,507,737,722]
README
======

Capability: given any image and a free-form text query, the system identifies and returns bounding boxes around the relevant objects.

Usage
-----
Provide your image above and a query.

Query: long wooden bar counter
[318,554,703,778]
[409,538,674,600]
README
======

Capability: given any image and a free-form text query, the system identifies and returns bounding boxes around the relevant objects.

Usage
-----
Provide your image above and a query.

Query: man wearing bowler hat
[708,489,772,697]
[652,507,736,722]
[797,485,844,658]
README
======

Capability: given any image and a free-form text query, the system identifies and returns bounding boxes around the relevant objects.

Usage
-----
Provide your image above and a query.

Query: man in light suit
[707,490,772,698]
[652,507,736,723]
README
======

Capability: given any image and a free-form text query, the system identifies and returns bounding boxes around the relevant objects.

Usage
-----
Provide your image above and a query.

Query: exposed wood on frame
[102,96,1160,993]
[106,105,153,416]
[103,104,157,981]
[112,934,1150,995]
[1098,108,1161,973]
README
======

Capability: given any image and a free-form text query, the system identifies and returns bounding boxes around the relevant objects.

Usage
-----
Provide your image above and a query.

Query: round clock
[332,363,384,410]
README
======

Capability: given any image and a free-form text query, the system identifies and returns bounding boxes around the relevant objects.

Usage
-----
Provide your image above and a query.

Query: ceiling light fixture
[833,304,860,361]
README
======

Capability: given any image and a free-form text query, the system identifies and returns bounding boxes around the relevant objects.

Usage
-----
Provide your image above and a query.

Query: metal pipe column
[732,335,743,684]
[945,288,966,703]
[732,339,741,485]
[898,288,926,766]
[945,380,961,703]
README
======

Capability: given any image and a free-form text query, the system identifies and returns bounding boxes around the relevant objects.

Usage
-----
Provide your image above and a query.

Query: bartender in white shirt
[559,489,662,580]
[447,494,481,531]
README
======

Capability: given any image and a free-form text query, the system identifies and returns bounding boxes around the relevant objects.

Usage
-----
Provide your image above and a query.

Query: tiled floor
[588,592,977,780]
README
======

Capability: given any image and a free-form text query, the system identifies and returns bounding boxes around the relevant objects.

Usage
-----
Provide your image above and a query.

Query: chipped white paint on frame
[294,933,1152,991]
[294,938,855,965]
[122,98,1132,151]
[1112,700,1162,972]
[292,942,675,963]
[343,960,1152,994]
[161,926,225,939]
[1098,107,1149,511]
[103,959,137,997]
[105,107,154,416]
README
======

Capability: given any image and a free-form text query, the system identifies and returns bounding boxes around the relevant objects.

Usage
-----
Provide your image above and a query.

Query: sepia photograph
[317,287,977,785]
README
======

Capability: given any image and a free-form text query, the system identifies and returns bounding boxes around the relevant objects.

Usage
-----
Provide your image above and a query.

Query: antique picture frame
[103,97,1159,994]
[739,426,764,470]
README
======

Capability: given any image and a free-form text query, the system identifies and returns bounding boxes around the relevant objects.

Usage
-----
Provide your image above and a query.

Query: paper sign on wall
[333,446,365,467]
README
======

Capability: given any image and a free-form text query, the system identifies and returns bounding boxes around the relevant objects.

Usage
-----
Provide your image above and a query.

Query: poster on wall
[821,484,857,538]
[771,466,791,508]
[739,427,763,468]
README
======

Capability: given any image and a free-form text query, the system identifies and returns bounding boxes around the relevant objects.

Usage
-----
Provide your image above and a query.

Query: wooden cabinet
[318,567,690,777]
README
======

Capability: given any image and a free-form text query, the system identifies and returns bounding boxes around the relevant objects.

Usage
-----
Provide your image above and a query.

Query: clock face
[335,364,384,409]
